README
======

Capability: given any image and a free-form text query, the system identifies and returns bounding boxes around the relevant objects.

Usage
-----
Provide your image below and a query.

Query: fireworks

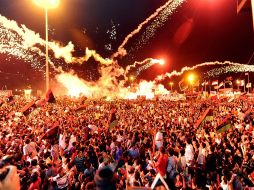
[154,61,243,81]
[205,64,254,78]
[112,0,179,59]
[124,58,164,79]
[0,14,113,70]
[129,0,186,55]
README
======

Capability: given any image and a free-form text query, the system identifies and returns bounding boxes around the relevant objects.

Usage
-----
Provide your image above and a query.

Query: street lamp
[32,0,60,91]
[188,74,195,93]
[236,79,240,91]
[169,82,173,92]
[129,76,135,81]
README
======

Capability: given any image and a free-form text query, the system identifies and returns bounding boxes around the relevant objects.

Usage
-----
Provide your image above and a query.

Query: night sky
[0,0,253,89]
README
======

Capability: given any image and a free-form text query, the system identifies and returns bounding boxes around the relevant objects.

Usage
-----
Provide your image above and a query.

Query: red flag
[0,99,3,107]
[45,89,56,103]
[195,107,212,128]
[20,100,36,116]
[40,121,60,140]
[108,109,117,131]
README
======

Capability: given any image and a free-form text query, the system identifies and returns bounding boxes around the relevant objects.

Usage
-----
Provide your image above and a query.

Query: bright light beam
[32,0,60,9]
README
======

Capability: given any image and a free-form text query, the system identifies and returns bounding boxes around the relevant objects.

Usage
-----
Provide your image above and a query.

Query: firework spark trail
[0,23,63,74]
[205,64,254,78]
[111,0,175,59]
[0,15,112,69]
[154,61,243,81]
[136,61,158,76]
[124,58,163,78]
[129,0,185,55]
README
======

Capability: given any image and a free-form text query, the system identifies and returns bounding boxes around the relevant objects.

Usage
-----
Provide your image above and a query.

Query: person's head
[30,172,38,183]
[31,159,37,167]
[168,148,174,156]
[159,147,165,154]
[25,139,30,145]
[186,138,192,145]
[95,167,116,190]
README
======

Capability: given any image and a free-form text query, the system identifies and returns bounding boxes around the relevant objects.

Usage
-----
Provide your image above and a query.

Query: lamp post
[32,0,59,91]
[188,74,194,93]
[236,79,240,91]
[169,82,173,92]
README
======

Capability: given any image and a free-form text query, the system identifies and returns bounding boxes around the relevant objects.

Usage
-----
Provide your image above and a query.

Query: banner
[195,107,212,128]
[45,89,56,103]
[0,90,12,97]
[108,109,118,132]
[246,83,252,88]
[211,80,218,86]
[20,100,36,116]
[216,114,232,133]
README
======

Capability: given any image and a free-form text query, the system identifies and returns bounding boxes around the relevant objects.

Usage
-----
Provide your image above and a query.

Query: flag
[0,99,3,107]
[75,105,86,112]
[20,100,36,116]
[226,76,233,81]
[246,83,252,88]
[201,81,209,86]
[242,108,252,121]
[40,121,60,140]
[211,80,218,86]
[45,89,56,103]
[6,94,14,102]
[194,80,199,87]
[225,81,232,86]
[216,114,232,133]
[218,82,224,88]
[108,109,118,132]
[214,85,219,90]
[239,80,245,86]
[178,79,188,91]
[195,107,213,128]
[35,99,46,107]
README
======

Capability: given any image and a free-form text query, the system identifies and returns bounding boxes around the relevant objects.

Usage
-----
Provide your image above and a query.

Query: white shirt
[185,144,194,165]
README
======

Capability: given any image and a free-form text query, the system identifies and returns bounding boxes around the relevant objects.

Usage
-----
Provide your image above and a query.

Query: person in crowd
[0,95,253,190]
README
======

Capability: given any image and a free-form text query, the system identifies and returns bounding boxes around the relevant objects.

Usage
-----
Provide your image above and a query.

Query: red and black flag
[216,114,232,133]
[195,107,213,128]
[75,105,86,112]
[0,99,3,107]
[20,100,37,116]
[39,121,60,141]
[45,89,56,103]
[108,108,118,132]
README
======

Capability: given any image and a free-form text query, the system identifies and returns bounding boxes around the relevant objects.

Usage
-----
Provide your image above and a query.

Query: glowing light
[188,74,194,83]
[236,80,240,84]
[129,76,135,81]
[32,0,60,9]
[158,59,165,65]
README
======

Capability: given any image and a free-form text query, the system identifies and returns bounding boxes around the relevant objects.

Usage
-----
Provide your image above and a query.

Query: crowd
[0,94,253,190]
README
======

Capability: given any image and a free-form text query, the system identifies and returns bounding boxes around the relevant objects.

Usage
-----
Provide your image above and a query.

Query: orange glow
[159,59,165,65]
[188,74,194,83]
[129,76,135,81]
[32,0,60,9]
